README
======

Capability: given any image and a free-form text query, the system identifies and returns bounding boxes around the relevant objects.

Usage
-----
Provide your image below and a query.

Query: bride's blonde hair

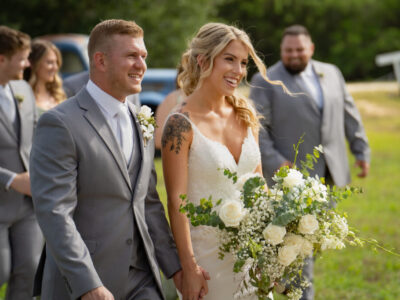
[178,22,286,131]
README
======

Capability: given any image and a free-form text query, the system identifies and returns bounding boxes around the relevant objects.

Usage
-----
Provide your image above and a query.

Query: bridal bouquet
[180,142,386,300]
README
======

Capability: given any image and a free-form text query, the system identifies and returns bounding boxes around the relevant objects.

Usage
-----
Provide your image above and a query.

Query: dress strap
[168,112,197,132]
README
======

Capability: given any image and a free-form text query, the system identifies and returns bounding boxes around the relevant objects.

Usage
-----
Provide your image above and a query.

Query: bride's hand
[182,264,209,300]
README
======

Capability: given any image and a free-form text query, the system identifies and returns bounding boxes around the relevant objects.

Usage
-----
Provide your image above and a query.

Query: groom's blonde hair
[179,22,287,131]
[88,19,143,66]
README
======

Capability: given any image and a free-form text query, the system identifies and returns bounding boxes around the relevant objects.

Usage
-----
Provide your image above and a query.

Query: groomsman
[250,25,370,300]
[0,26,42,299]
[30,19,182,300]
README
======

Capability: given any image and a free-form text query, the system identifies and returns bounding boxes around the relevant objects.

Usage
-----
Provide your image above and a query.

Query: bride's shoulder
[162,107,194,154]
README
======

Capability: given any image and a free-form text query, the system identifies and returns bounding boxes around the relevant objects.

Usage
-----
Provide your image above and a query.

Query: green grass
[2,89,399,299]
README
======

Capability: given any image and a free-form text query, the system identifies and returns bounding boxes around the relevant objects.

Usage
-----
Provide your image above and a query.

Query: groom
[30,19,182,300]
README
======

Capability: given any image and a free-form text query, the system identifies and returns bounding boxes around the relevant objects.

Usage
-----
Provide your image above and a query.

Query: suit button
[126,238,133,245]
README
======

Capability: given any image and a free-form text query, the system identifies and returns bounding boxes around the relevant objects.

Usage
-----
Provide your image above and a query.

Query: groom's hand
[82,286,114,300]
[172,269,183,293]
[10,172,31,196]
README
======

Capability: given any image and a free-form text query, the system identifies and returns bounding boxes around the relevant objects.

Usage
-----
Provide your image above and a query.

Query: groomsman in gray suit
[250,25,370,300]
[0,26,43,299]
[30,19,182,300]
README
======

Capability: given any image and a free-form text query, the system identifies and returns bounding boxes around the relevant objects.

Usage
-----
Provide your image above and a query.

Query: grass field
[1,87,399,299]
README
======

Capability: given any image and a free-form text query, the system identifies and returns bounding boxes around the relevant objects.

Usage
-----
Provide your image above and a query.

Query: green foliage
[179,194,226,229]
[0,0,224,68]
[216,0,400,80]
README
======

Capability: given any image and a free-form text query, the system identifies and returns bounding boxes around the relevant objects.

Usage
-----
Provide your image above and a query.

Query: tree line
[1,0,399,80]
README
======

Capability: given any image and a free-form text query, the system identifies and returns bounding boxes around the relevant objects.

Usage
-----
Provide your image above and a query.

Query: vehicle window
[60,50,85,74]
[141,82,165,92]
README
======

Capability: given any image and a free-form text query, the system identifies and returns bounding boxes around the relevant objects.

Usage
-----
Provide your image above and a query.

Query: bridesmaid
[24,39,66,113]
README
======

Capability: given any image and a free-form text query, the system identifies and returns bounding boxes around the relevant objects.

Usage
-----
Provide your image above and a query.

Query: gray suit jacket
[30,88,180,299]
[63,71,141,106]
[250,60,370,187]
[0,80,37,205]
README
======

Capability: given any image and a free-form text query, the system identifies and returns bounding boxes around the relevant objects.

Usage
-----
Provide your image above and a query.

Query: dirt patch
[356,99,399,118]
[347,81,399,93]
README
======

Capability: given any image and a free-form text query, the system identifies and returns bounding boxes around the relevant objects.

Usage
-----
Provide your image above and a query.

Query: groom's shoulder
[38,95,82,128]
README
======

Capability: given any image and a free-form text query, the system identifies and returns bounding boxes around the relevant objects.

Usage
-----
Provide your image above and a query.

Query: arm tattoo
[162,113,191,154]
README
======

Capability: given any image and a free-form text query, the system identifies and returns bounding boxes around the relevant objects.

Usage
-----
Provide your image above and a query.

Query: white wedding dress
[174,113,261,299]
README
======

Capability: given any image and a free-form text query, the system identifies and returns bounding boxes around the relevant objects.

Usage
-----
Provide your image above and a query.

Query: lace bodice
[171,112,261,206]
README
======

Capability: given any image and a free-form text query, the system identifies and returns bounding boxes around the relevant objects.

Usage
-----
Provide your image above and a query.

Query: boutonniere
[136,105,156,146]
[317,72,324,78]
[15,94,24,106]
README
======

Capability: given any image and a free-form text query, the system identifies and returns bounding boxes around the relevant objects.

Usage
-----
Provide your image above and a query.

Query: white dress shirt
[86,80,133,163]
[299,63,324,109]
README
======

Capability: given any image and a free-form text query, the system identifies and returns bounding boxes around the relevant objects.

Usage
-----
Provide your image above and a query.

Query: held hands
[355,160,369,178]
[181,264,210,300]
[81,286,114,300]
[10,172,31,196]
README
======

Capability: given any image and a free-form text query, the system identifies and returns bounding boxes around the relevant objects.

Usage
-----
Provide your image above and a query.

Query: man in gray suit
[30,19,182,300]
[0,26,43,299]
[63,70,141,108]
[250,25,370,299]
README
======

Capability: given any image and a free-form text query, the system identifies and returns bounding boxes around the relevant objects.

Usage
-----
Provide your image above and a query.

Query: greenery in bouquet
[180,139,396,300]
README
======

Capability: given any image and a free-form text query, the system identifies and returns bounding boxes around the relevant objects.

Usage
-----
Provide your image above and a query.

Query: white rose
[283,169,305,188]
[219,200,246,227]
[284,233,313,256]
[263,224,286,245]
[298,214,319,235]
[300,239,313,256]
[139,105,153,119]
[278,245,299,266]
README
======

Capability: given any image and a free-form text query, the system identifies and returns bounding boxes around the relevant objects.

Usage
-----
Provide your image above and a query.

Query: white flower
[139,105,153,119]
[278,245,299,266]
[136,105,156,145]
[268,188,284,200]
[283,169,305,188]
[263,224,286,245]
[284,233,313,256]
[301,239,314,256]
[305,178,327,202]
[333,215,349,238]
[219,200,246,227]
[298,215,319,235]
[236,173,262,190]
[321,236,345,251]
[314,144,324,153]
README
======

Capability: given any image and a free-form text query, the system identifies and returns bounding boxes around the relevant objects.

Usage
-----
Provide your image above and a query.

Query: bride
[161,23,282,300]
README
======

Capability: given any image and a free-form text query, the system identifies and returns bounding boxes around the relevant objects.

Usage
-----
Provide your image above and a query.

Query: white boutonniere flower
[136,105,156,146]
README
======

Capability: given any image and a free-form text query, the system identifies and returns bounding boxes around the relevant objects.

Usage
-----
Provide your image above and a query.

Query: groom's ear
[93,51,107,72]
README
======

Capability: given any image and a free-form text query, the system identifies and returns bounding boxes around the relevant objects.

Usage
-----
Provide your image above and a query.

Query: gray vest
[127,113,149,270]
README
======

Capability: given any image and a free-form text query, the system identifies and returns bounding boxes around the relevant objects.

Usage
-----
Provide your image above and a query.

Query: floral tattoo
[162,113,191,154]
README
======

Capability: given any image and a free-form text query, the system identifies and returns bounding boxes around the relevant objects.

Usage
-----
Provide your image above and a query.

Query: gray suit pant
[126,266,162,300]
[0,201,43,300]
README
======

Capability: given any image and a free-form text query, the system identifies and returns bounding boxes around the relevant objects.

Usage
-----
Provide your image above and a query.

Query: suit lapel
[77,89,132,192]
[127,101,146,196]
[279,62,321,116]
[0,85,19,142]
[312,61,327,116]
